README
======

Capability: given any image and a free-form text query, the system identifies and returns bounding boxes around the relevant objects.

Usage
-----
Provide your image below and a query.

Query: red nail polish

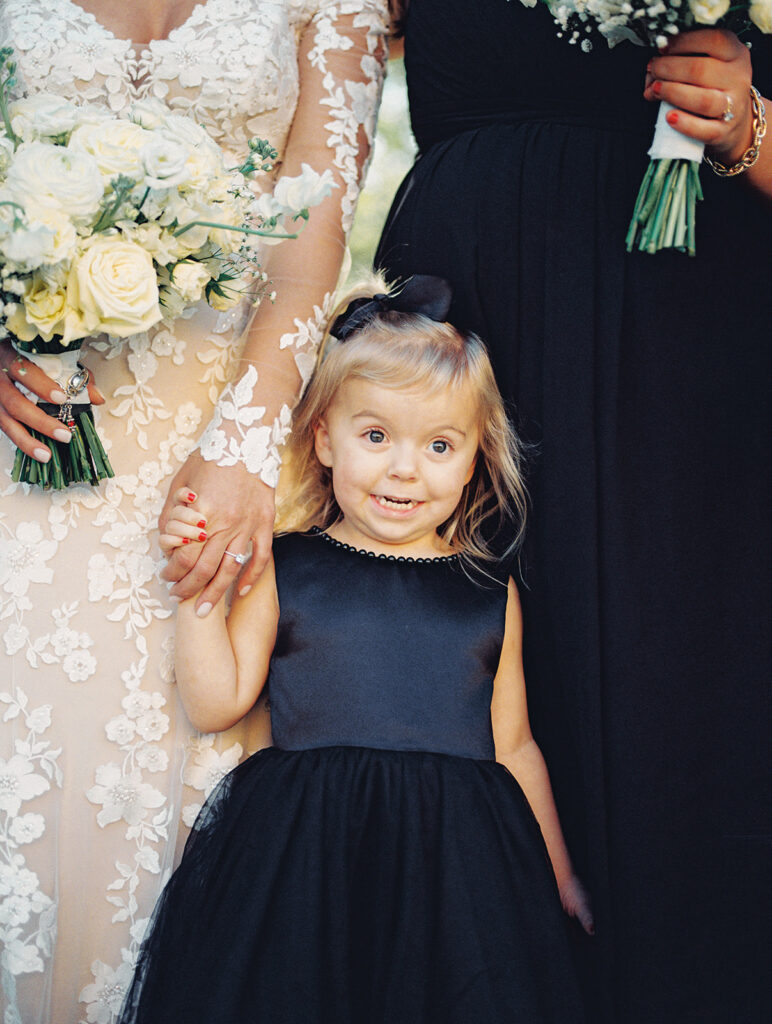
[187,491,196,502]
[652,80,662,96]
[198,531,207,542]
[666,110,678,126]
[183,537,191,544]
[197,519,206,529]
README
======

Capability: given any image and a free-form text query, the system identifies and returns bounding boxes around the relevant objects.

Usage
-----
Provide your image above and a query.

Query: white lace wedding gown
[0,2,388,1021]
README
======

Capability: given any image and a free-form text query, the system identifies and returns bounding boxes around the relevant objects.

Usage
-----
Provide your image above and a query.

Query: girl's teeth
[376,495,416,510]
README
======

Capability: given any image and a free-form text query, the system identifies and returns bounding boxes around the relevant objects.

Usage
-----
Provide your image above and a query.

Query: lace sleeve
[195,0,389,486]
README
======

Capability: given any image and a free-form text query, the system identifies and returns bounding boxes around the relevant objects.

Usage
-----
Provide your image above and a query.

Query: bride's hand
[643,29,754,165]
[0,338,105,461]
[160,454,275,615]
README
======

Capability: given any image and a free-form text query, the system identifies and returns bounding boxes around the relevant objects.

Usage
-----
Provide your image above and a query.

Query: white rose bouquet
[0,48,334,488]
[521,0,770,254]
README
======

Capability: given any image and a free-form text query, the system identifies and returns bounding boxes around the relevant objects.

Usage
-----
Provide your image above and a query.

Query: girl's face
[314,378,480,558]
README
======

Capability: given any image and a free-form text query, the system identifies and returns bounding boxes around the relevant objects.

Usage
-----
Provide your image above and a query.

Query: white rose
[21,275,68,340]
[749,0,772,31]
[141,135,192,189]
[272,164,337,216]
[170,260,211,303]
[184,146,226,190]
[160,115,225,189]
[688,0,730,23]
[9,93,81,140]
[161,113,218,152]
[5,141,103,224]
[66,236,162,339]
[128,98,170,130]
[68,119,153,183]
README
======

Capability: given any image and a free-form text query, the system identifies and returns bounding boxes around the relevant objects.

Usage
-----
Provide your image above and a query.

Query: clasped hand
[644,29,754,165]
[159,459,275,615]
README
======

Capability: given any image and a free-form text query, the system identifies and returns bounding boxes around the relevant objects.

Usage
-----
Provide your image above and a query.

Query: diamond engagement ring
[224,550,248,566]
[722,94,735,123]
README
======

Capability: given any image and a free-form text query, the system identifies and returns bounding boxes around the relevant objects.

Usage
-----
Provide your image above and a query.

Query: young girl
[118,277,592,1024]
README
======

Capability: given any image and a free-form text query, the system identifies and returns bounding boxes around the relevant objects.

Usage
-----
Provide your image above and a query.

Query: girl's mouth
[372,494,421,511]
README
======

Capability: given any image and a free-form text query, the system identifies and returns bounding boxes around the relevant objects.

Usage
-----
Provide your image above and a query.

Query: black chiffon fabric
[376,5,771,1022]
[118,532,583,1023]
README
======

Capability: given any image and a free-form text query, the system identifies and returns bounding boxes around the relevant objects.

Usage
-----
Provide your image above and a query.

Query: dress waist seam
[413,111,655,151]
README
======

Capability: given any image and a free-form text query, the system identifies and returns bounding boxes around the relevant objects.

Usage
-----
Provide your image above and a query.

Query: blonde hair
[277,284,527,569]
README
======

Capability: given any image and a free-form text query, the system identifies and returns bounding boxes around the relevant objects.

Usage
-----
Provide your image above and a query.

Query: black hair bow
[330,275,452,342]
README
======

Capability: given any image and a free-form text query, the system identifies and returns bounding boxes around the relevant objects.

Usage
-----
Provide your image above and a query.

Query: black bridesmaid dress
[118,531,583,1024]
[376,4,771,1023]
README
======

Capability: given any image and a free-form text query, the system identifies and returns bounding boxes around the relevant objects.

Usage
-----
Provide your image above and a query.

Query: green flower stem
[11,413,114,489]
[641,159,672,225]
[172,220,299,241]
[0,48,20,145]
[687,164,699,256]
[92,177,137,233]
[626,157,702,256]
[663,162,687,250]
[625,162,655,250]
[646,171,675,252]
[79,411,114,479]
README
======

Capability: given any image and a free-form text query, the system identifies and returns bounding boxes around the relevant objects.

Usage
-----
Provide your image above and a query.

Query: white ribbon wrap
[648,101,705,163]
[12,345,90,405]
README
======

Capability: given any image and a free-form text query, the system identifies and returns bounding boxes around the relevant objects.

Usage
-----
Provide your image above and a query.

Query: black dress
[118,531,583,1024]
[375,5,772,1023]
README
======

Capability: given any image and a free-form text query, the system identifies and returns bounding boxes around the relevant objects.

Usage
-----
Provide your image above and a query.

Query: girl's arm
[491,579,594,935]
[173,550,279,734]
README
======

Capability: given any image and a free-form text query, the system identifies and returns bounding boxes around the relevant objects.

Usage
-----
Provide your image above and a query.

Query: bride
[0,1,389,1021]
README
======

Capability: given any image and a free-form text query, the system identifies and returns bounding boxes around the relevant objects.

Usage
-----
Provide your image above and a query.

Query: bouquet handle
[626,101,705,256]
[10,342,114,489]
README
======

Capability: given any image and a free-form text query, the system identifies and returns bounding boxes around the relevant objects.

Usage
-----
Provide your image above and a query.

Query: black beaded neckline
[310,527,459,565]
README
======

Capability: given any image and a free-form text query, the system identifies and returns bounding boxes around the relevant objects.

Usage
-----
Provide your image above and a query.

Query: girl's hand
[559,875,595,936]
[159,454,275,615]
[644,29,753,165]
[159,487,209,555]
[0,338,105,462]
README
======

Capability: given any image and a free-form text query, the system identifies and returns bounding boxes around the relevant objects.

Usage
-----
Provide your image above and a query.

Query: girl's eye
[367,429,385,444]
[430,439,450,454]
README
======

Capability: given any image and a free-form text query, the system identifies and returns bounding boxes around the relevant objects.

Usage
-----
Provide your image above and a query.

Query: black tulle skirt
[118,746,583,1023]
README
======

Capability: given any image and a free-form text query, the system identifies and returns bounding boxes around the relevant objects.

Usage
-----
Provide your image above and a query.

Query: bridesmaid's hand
[644,29,754,165]
[0,338,105,462]
[160,455,275,615]
[559,874,595,935]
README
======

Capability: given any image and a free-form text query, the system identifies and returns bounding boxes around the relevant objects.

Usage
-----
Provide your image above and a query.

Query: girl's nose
[387,444,418,479]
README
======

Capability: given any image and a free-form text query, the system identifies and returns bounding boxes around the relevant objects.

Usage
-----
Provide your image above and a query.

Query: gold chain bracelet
[705,86,767,178]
